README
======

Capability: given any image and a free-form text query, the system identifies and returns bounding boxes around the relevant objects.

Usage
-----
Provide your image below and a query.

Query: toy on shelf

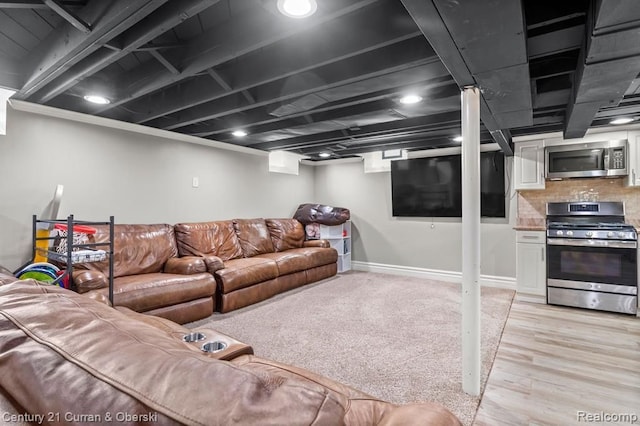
[15,262,66,287]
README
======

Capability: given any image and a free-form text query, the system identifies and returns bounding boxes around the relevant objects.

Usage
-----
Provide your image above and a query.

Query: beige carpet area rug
[188,271,515,425]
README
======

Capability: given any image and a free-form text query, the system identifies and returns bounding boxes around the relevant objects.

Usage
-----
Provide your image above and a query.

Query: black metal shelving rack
[17,214,115,305]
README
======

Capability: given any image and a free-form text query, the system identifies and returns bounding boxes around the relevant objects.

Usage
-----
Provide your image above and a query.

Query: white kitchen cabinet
[516,231,546,303]
[626,131,640,186]
[514,139,545,190]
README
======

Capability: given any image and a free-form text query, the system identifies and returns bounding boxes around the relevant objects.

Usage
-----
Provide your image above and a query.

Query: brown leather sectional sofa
[175,218,337,313]
[72,218,337,323]
[0,278,461,425]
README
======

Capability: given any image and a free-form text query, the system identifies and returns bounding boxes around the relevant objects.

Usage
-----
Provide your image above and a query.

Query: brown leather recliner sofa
[71,218,337,321]
[72,224,218,324]
[174,218,338,313]
[0,279,461,426]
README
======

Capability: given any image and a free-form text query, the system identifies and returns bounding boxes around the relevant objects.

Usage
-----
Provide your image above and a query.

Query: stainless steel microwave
[545,140,628,179]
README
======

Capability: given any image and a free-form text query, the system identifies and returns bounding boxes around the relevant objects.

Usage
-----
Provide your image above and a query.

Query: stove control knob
[556,230,563,236]
[607,232,614,237]
[585,231,593,238]
[566,230,573,237]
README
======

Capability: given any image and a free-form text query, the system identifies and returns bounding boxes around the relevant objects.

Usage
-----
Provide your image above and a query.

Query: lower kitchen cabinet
[516,230,547,303]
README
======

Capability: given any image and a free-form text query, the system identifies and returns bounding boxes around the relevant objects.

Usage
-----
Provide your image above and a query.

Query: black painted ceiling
[0,0,639,160]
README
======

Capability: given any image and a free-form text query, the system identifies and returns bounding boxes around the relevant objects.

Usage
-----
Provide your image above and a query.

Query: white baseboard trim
[351,261,516,290]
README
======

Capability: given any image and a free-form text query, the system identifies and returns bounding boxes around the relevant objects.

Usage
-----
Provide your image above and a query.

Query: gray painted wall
[0,105,517,279]
[0,107,315,270]
[313,160,517,279]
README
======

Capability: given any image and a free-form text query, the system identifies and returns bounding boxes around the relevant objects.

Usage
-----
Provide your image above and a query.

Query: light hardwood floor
[475,300,640,426]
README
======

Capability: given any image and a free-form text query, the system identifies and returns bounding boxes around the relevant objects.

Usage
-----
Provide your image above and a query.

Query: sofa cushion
[285,247,339,268]
[253,252,311,276]
[265,218,305,252]
[215,257,279,293]
[174,221,243,261]
[76,224,177,278]
[87,272,217,312]
[233,219,275,257]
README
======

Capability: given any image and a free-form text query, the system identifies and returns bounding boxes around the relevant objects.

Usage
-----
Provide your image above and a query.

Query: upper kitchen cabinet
[626,131,640,187]
[514,139,545,190]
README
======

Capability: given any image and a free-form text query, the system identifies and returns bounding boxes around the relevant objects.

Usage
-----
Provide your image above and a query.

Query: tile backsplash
[517,177,640,221]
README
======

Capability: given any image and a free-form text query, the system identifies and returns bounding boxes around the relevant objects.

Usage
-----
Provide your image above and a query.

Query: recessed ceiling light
[232,130,248,137]
[610,117,634,125]
[453,136,463,142]
[277,0,317,19]
[399,94,422,105]
[319,152,331,158]
[83,95,110,105]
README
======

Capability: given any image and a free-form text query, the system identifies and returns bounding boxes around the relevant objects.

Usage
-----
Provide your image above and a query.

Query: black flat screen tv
[391,151,506,218]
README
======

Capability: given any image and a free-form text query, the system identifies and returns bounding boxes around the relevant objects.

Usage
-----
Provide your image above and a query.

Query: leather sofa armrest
[186,328,253,360]
[201,254,224,273]
[303,239,330,248]
[164,256,207,275]
[73,270,107,293]
[84,290,112,307]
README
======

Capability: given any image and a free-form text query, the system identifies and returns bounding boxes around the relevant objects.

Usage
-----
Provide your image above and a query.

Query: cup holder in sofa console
[182,332,206,343]
[201,341,227,353]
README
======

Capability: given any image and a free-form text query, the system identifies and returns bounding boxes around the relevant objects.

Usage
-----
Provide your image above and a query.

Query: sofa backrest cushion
[174,221,243,261]
[77,224,177,278]
[233,219,275,257]
[265,219,305,252]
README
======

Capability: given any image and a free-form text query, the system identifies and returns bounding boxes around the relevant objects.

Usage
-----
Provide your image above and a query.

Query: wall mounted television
[391,151,506,218]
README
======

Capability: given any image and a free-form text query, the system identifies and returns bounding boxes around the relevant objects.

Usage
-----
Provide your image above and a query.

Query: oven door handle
[547,238,638,249]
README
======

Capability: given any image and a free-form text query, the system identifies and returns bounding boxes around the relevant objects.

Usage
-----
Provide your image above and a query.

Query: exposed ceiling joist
[0,54,20,90]
[149,50,179,75]
[207,82,460,142]
[14,0,168,100]
[595,97,640,119]
[43,0,91,34]
[329,131,487,156]
[564,0,640,138]
[161,54,447,134]
[143,36,441,132]
[400,0,523,156]
[526,12,585,31]
[0,0,83,8]
[241,90,256,104]
[252,110,464,152]
[206,68,233,92]
[128,5,420,123]
[35,0,219,103]
[124,3,422,125]
[527,25,583,59]
[94,0,381,115]
[135,42,183,51]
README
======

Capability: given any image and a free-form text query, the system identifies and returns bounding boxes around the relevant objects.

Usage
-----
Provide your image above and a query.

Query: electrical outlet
[192,177,199,188]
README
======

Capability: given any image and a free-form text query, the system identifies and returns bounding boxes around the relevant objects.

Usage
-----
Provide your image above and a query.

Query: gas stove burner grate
[547,221,635,230]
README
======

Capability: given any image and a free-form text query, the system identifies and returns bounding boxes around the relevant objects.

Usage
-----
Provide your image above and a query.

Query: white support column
[461,86,481,396]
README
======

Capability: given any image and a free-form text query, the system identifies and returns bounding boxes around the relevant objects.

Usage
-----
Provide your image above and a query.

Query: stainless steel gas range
[546,201,638,315]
